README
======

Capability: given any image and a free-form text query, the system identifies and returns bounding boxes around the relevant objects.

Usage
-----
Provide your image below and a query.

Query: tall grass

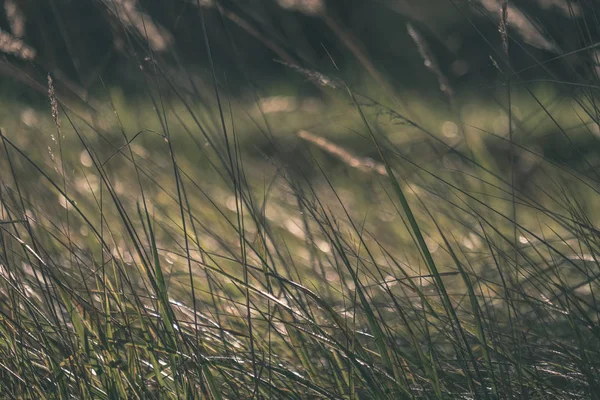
[0,1,599,398]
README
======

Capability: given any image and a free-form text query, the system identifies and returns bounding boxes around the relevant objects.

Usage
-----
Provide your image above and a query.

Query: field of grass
[1,1,600,398]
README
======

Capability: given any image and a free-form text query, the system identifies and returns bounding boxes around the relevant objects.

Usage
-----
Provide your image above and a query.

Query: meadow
[0,0,599,398]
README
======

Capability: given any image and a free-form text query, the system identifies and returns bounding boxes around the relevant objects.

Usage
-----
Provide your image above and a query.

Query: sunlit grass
[1,0,600,396]
[0,75,599,398]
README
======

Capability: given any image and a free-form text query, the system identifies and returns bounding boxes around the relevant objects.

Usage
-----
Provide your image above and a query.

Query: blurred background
[2,0,599,171]
[1,0,596,98]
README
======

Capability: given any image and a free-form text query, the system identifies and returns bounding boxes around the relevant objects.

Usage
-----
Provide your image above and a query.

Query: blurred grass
[1,78,599,398]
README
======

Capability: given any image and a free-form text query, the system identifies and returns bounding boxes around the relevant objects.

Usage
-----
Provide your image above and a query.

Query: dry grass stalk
[47,74,61,139]
[406,23,454,103]
[534,0,581,17]
[479,0,559,53]
[298,130,387,176]
[499,0,509,56]
[195,0,214,7]
[276,0,325,16]
[0,28,35,60]
[106,0,173,52]
[4,0,25,38]
[275,60,338,88]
